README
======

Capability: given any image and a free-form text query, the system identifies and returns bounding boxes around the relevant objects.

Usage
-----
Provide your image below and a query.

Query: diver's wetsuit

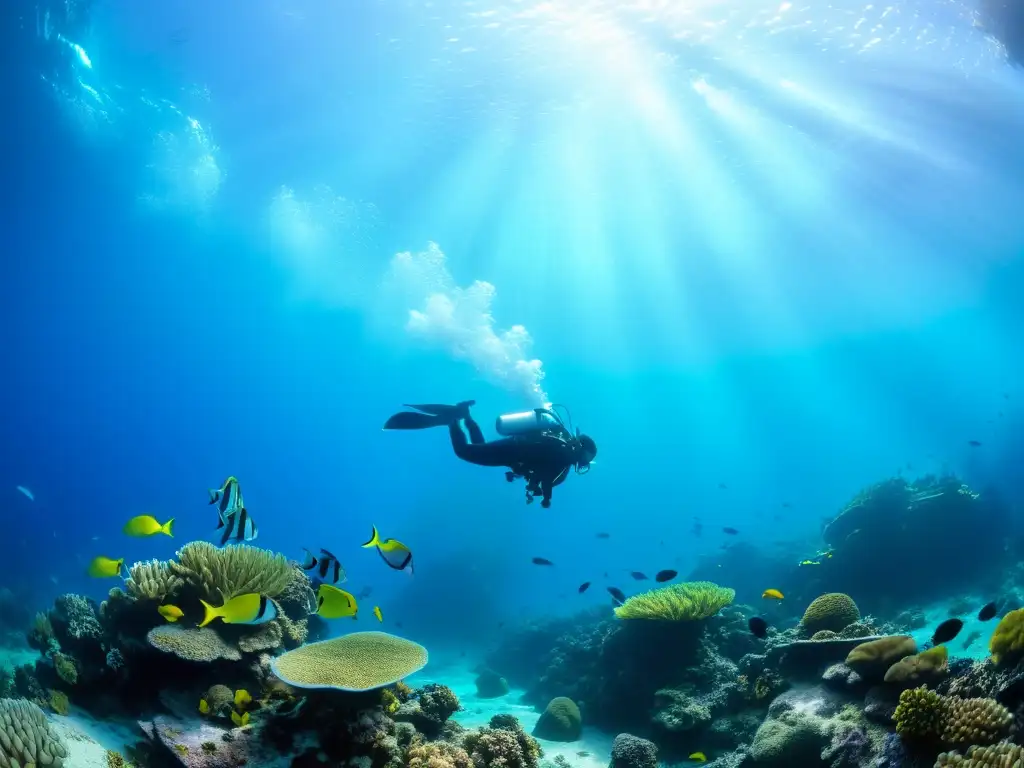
[449,413,575,507]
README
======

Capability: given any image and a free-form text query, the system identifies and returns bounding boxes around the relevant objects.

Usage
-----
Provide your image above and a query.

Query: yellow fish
[234,689,251,709]
[199,594,278,627]
[373,606,383,623]
[762,589,784,600]
[158,604,184,623]
[316,584,358,619]
[87,556,125,578]
[689,753,707,763]
[362,526,414,573]
[231,710,250,727]
[123,515,174,537]
[198,699,210,715]
[799,560,819,566]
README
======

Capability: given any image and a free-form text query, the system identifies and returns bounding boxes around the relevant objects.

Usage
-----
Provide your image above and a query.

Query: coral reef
[884,646,949,686]
[395,684,463,738]
[170,541,294,602]
[532,697,581,741]
[0,697,68,767]
[846,636,918,680]
[893,686,1011,747]
[125,558,185,601]
[801,594,861,636]
[463,715,541,768]
[989,609,1024,666]
[608,734,657,768]
[272,632,428,691]
[474,670,509,699]
[614,582,735,621]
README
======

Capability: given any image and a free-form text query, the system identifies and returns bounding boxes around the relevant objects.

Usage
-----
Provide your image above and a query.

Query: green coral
[48,689,70,716]
[846,636,917,675]
[936,742,1024,765]
[170,541,293,602]
[749,709,830,765]
[125,558,184,601]
[988,608,1024,665]
[532,697,581,741]
[884,645,949,685]
[800,593,861,635]
[106,749,128,768]
[53,652,78,686]
[614,581,735,621]
[894,686,942,738]
[28,612,57,652]
[381,689,400,714]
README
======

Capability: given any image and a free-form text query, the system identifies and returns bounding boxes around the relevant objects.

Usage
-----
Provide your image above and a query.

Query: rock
[821,663,865,692]
[863,685,900,725]
[821,726,871,768]
[533,697,582,741]
[609,734,657,768]
[767,637,886,679]
[475,669,510,699]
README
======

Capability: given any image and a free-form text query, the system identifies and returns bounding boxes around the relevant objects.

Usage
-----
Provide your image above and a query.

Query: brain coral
[0,697,68,768]
[532,697,582,741]
[801,594,861,635]
[614,581,735,621]
[884,646,949,685]
[147,625,242,662]
[988,608,1024,666]
[846,636,917,676]
[271,632,428,691]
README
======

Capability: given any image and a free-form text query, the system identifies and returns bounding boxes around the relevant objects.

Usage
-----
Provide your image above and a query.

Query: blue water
[3,0,1024,658]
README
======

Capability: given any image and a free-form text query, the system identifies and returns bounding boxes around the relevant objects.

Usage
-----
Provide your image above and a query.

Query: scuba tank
[495,409,562,437]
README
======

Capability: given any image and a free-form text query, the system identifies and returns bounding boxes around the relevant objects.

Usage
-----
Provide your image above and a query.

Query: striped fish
[300,548,346,584]
[208,476,244,525]
[218,507,257,546]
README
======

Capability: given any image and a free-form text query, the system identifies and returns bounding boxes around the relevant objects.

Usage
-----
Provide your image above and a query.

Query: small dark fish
[655,569,678,583]
[578,582,591,594]
[498,621,505,628]
[576,752,590,758]
[630,571,649,580]
[932,618,964,646]
[692,520,703,537]
[596,532,611,539]
[532,557,554,566]
[603,571,609,578]
[718,482,728,490]
[968,440,982,447]
[608,587,626,606]
[962,630,981,649]
[978,602,1000,621]
[723,527,739,535]
[748,617,768,639]
[395,621,403,628]
[782,502,791,508]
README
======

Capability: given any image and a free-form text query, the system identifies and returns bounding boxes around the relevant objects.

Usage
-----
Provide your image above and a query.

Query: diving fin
[383,411,451,430]
[404,400,475,416]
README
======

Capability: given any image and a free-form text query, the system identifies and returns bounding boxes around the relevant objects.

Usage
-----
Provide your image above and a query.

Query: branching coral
[893,686,1011,746]
[407,739,472,768]
[464,716,542,768]
[125,559,184,601]
[614,581,735,621]
[801,594,861,635]
[170,541,293,602]
[27,612,57,653]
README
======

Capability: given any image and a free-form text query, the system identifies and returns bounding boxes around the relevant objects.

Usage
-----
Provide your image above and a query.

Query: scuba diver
[383,400,597,508]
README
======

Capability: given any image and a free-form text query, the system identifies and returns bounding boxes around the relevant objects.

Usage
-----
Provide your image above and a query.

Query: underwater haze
[4,0,1024,664]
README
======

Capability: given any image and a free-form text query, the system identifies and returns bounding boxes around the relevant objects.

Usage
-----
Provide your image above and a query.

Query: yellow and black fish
[316,584,358,619]
[362,526,413,573]
[199,593,277,627]
[87,556,125,579]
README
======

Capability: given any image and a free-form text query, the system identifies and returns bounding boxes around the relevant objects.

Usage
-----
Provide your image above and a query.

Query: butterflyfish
[231,710,250,727]
[762,589,784,600]
[218,507,257,545]
[198,699,210,715]
[158,604,184,622]
[88,556,125,578]
[362,526,413,573]
[316,583,358,619]
[124,515,174,537]
[199,593,277,627]
[373,605,383,622]
[208,476,244,524]
[234,689,251,709]
[300,547,346,584]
